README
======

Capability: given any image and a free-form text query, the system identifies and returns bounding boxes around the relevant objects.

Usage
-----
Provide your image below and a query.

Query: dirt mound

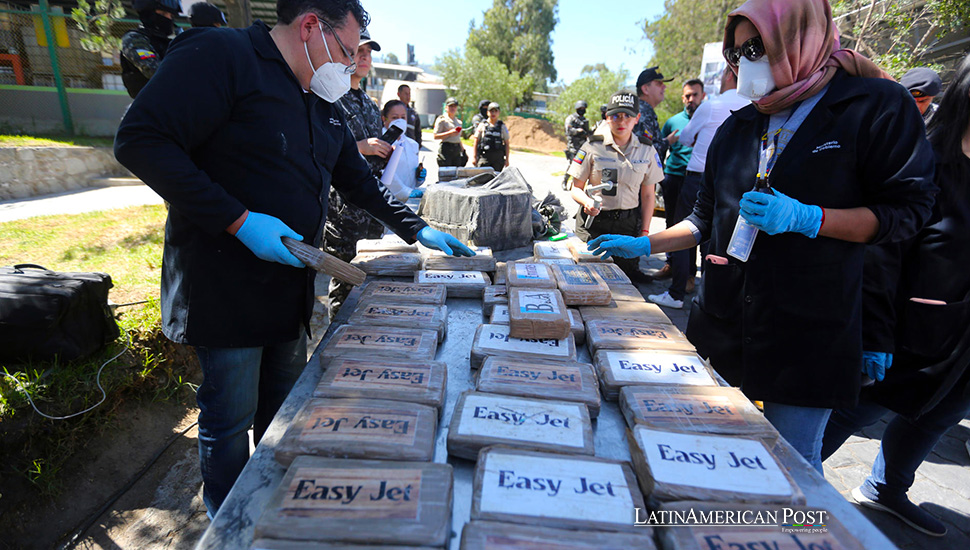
[504,115,566,154]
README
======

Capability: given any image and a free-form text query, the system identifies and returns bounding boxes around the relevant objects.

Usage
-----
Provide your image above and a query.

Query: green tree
[436,47,532,123]
[383,52,401,65]
[641,0,736,122]
[466,0,559,89]
[546,65,630,131]
[71,0,126,54]
[833,0,970,78]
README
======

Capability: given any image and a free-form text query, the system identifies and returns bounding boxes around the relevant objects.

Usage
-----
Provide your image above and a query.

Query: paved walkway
[2,141,967,549]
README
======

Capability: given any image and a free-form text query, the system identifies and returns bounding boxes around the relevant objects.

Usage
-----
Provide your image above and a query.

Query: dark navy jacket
[861,152,970,416]
[684,71,937,409]
[115,23,426,347]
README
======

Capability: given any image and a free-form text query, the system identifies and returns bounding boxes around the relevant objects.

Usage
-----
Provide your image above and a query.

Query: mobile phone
[705,254,729,265]
[380,124,404,144]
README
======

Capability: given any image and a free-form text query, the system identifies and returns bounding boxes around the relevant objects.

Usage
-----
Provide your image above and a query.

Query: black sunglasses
[723,36,766,67]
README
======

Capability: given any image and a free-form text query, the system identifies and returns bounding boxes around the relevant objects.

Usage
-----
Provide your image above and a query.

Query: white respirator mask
[736,56,776,100]
[304,24,352,102]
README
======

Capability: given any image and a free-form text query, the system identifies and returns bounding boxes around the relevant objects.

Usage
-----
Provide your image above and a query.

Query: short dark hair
[684,79,704,90]
[397,83,410,93]
[382,99,406,118]
[276,0,369,28]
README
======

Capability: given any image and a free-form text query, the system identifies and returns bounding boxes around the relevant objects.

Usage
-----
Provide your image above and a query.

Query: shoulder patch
[573,149,587,165]
[136,49,156,60]
[637,135,651,145]
[588,135,604,142]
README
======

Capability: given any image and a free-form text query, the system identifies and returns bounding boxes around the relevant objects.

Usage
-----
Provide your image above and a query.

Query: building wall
[0,86,131,136]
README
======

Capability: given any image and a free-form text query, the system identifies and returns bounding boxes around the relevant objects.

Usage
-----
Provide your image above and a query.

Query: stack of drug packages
[350,235,498,297]
[455,247,657,549]
[253,273,455,548]
[582,289,866,549]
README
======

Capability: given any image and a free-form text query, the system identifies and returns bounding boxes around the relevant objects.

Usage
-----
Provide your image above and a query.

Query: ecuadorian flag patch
[573,150,587,165]
[136,49,156,60]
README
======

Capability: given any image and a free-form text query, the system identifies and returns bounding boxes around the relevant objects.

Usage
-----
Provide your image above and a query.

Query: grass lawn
[0,134,115,148]
[0,205,198,496]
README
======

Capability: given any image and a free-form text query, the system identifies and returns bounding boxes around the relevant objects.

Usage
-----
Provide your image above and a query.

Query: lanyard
[757,109,797,182]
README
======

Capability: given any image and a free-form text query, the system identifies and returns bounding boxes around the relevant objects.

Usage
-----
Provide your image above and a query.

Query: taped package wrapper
[508,288,571,340]
[254,456,452,547]
[628,425,805,506]
[657,501,865,550]
[618,385,778,443]
[322,325,438,362]
[348,301,448,340]
[460,521,657,550]
[475,356,601,417]
[315,357,447,410]
[350,252,422,276]
[274,398,437,466]
[593,349,718,401]
[358,281,446,305]
[470,323,576,369]
[446,391,594,460]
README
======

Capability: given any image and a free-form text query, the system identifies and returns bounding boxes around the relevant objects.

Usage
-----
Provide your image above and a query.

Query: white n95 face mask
[736,56,776,100]
[304,24,352,102]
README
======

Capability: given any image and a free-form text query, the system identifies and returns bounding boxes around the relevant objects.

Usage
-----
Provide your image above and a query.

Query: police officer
[325,27,389,319]
[569,92,664,283]
[633,66,674,168]
[593,103,608,133]
[473,102,510,172]
[121,0,181,98]
[562,100,590,189]
[466,99,490,139]
[189,2,226,27]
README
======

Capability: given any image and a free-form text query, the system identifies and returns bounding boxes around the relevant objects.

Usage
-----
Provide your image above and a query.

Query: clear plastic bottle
[727,177,773,262]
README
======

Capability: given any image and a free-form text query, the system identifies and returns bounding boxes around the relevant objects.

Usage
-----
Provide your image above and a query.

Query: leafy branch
[70,0,126,55]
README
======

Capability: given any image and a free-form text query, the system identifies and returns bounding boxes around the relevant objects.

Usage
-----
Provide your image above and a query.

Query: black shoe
[851,486,947,537]
[627,270,654,285]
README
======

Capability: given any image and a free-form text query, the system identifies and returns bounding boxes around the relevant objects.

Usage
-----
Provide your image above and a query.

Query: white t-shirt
[680,89,751,173]
[380,133,421,202]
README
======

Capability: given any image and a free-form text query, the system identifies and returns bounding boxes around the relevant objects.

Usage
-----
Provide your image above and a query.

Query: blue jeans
[821,384,970,500]
[762,401,832,474]
[195,334,307,516]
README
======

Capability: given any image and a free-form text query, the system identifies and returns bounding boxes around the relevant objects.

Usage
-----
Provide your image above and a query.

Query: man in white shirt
[668,67,749,284]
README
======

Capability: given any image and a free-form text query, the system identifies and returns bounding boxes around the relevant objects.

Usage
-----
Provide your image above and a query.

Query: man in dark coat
[114,0,470,516]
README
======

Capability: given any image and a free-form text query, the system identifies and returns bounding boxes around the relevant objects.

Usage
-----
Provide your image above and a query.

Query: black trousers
[668,171,700,300]
[575,207,641,276]
[477,151,505,172]
[437,142,467,167]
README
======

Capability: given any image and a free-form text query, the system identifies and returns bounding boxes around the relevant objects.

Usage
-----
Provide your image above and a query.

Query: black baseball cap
[900,67,941,97]
[359,28,381,51]
[606,92,638,117]
[636,66,673,90]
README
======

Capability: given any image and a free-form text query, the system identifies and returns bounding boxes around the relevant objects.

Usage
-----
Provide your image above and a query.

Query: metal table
[196,291,898,550]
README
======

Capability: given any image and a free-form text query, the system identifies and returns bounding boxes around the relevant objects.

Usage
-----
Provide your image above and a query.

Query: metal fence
[0,1,167,136]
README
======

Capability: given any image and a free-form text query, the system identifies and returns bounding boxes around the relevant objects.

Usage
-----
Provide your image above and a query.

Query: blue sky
[361,0,667,86]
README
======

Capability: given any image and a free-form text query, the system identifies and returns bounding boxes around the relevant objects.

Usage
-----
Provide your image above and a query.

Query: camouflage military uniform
[634,100,667,168]
[324,87,387,318]
[562,112,590,188]
[120,28,171,99]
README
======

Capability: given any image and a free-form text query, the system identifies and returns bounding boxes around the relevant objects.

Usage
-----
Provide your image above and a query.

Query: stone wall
[0,147,130,201]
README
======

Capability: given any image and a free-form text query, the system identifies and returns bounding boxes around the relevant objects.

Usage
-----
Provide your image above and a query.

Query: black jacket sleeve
[330,121,428,242]
[114,30,246,236]
[860,81,938,245]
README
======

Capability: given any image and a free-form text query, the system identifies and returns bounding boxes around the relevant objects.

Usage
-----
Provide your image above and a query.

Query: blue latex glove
[234,212,304,268]
[416,167,427,185]
[739,189,823,238]
[417,226,476,257]
[587,234,651,259]
[409,188,425,198]
[862,351,893,382]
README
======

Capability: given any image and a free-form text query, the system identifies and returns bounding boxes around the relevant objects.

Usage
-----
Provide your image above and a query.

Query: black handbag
[0,264,120,362]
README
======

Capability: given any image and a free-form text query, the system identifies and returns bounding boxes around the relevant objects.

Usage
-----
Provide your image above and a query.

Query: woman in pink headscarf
[590,0,937,472]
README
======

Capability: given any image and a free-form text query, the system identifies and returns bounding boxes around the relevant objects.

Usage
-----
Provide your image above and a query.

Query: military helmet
[133,0,181,15]
[189,2,226,27]
[600,104,608,113]
[575,100,588,110]
[478,99,491,109]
